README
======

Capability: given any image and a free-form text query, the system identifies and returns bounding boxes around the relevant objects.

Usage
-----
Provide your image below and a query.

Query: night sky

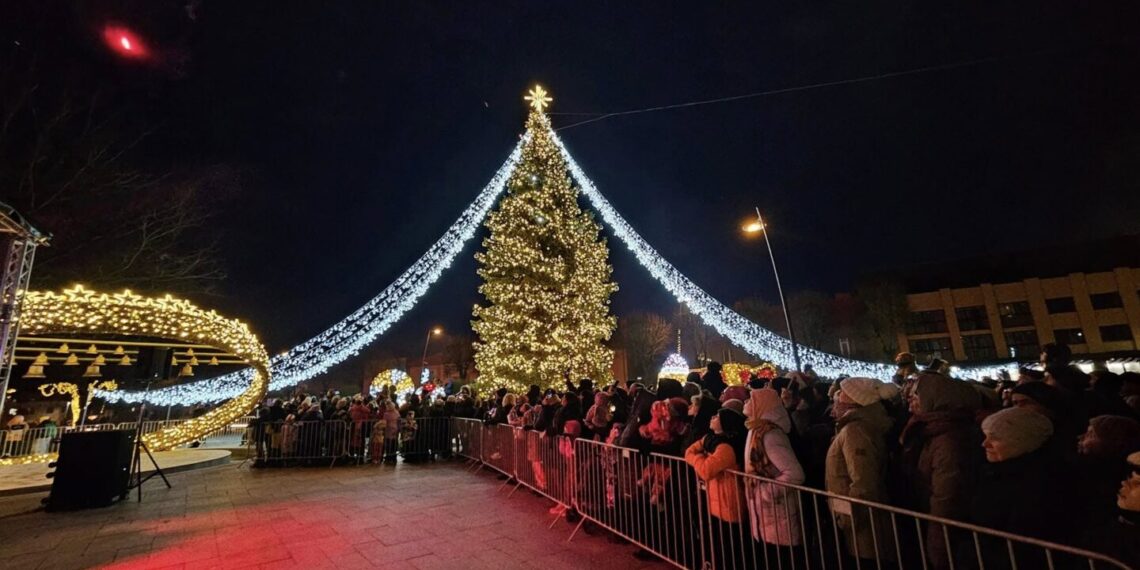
[7,2,1140,363]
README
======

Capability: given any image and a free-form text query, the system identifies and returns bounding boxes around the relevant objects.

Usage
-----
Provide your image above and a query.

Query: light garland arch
[15,285,270,458]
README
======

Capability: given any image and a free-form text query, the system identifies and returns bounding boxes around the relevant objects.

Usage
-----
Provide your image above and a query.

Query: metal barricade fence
[246,416,454,467]
[714,469,1133,570]
[451,417,483,462]
[573,438,707,569]
[482,423,517,477]
[474,435,1129,570]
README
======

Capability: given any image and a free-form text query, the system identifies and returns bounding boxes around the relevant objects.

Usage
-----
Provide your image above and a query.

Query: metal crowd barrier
[246,416,453,467]
[450,418,1132,570]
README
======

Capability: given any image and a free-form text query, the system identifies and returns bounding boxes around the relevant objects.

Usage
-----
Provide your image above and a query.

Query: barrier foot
[567,515,586,543]
[498,476,514,492]
[507,480,523,498]
[548,506,565,529]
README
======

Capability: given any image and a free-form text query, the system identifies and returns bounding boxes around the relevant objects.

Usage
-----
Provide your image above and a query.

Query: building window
[1046,297,1076,314]
[1054,328,1086,345]
[998,301,1034,328]
[1004,330,1039,360]
[1090,292,1123,310]
[911,337,952,362]
[907,310,948,335]
[961,334,997,360]
[955,306,989,331]
[1100,324,1134,343]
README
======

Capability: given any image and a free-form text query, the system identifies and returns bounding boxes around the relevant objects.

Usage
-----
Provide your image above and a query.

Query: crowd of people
[247,387,462,465]
[465,343,1140,569]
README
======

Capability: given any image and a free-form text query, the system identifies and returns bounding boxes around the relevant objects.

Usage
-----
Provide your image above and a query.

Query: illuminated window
[998,301,1034,328]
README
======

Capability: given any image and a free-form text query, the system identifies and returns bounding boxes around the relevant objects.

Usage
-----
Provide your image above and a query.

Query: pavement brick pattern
[0,461,667,569]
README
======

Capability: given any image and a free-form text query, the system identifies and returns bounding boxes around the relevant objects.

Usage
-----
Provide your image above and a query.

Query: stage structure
[99,86,1017,407]
[2,286,270,464]
[0,201,50,415]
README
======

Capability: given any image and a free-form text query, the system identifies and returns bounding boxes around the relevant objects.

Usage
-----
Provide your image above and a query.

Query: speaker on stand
[44,430,134,511]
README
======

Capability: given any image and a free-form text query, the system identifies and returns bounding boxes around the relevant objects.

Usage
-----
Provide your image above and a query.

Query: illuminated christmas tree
[472,86,618,393]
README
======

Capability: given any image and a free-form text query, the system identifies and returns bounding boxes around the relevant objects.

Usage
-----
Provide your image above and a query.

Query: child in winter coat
[638,398,691,506]
[382,400,400,462]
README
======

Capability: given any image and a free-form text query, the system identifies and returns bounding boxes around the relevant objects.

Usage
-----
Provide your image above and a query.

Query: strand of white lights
[551,130,895,380]
[104,139,525,405]
[554,130,1019,381]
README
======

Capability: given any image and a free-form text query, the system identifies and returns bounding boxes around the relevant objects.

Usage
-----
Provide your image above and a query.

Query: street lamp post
[744,208,802,372]
[421,327,442,382]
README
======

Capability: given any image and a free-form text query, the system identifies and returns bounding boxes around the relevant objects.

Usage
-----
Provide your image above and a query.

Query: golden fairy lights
[16,285,271,453]
[472,88,617,394]
[37,380,118,426]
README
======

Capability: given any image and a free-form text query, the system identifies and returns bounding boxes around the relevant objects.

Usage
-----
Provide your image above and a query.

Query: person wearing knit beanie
[980,407,1053,462]
[839,377,899,407]
[721,398,745,414]
[1080,415,1140,460]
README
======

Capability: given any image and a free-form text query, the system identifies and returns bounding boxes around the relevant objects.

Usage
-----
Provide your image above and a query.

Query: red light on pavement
[103,25,147,59]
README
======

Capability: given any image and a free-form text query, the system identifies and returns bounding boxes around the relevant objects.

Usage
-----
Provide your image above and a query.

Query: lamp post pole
[420,328,441,383]
[752,208,802,372]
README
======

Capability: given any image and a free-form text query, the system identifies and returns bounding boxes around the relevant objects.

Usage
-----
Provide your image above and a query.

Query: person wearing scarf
[743,388,805,551]
[897,373,982,570]
[685,407,748,568]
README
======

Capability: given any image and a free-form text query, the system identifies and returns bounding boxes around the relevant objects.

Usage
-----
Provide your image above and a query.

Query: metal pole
[756,207,802,372]
[420,330,434,383]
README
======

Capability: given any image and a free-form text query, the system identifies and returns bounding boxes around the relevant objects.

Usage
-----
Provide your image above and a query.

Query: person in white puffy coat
[743,388,806,547]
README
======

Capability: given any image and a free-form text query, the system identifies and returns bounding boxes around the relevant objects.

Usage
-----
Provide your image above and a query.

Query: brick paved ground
[0,461,668,569]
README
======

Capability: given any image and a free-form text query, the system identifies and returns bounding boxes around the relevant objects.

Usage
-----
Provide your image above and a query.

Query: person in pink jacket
[743,388,806,566]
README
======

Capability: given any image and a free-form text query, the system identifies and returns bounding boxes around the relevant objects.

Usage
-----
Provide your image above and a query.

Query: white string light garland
[102,119,1018,405]
[102,140,525,406]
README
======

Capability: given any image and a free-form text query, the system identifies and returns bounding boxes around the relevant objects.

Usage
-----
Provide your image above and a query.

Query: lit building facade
[899,267,1140,364]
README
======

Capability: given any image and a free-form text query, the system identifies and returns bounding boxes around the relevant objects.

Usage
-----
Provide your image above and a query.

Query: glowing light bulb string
[104,124,1012,405]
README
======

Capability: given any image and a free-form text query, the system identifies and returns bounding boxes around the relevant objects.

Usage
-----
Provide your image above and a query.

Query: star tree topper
[525,85,553,113]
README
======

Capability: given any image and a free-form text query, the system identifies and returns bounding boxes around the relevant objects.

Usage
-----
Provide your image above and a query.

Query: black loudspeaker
[45,430,134,511]
[135,347,172,381]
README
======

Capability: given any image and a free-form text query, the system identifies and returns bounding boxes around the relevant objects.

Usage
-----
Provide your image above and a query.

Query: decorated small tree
[472,86,618,393]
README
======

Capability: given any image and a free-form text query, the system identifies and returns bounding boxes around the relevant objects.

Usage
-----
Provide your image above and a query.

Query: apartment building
[899,267,1140,364]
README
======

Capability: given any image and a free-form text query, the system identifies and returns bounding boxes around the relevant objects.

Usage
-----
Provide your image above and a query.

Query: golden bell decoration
[113,346,125,355]
[86,344,98,354]
[118,355,132,365]
[171,355,179,366]
[23,364,46,379]
[209,356,219,366]
[185,348,195,356]
[57,343,70,354]
[83,364,101,378]
[178,363,194,377]
[93,354,106,365]
[64,354,79,366]
[189,356,200,366]
[33,352,49,365]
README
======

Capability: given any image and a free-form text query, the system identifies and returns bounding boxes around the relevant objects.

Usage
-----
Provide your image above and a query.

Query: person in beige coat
[825,377,898,564]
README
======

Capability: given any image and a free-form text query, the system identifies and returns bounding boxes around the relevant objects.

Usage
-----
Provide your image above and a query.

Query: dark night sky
[7,2,1140,364]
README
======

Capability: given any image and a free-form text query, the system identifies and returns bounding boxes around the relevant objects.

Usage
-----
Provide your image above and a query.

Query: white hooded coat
[744,402,806,546]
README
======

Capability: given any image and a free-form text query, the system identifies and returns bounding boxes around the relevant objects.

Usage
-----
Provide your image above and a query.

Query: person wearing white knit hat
[980,407,1053,463]
[838,377,899,407]
[825,376,897,562]
[968,406,1065,559]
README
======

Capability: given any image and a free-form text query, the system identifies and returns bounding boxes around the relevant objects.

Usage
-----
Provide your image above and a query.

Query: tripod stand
[126,382,171,502]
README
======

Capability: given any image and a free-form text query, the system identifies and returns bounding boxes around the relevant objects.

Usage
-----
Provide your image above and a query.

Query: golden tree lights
[472,88,618,393]
[14,285,270,455]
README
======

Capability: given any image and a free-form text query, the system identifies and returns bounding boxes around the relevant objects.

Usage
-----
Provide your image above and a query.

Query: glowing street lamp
[742,207,802,372]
